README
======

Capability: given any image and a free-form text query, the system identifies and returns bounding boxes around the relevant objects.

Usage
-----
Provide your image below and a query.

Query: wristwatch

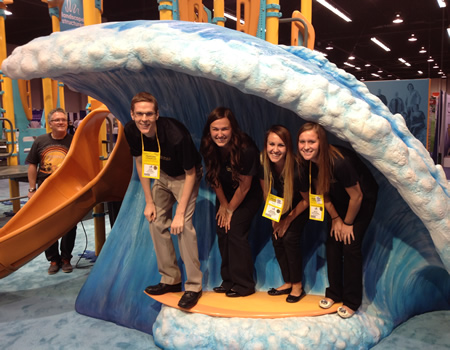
[28,188,36,193]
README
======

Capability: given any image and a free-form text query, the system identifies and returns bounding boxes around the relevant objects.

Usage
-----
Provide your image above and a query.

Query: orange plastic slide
[0,105,133,279]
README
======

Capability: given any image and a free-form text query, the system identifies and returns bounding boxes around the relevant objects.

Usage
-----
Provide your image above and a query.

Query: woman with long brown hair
[260,125,309,303]
[297,122,378,318]
[200,107,262,297]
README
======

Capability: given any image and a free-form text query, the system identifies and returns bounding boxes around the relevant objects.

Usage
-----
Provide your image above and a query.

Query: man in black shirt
[26,107,77,275]
[124,92,203,309]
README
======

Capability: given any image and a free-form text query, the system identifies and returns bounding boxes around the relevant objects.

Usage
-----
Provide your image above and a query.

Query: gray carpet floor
[0,180,158,350]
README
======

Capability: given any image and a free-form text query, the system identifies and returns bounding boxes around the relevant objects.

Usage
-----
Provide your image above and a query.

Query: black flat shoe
[286,290,306,303]
[178,290,202,309]
[225,289,241,298]
[213,286,228,293]
[144,282,182,295]
[268,287,292,296]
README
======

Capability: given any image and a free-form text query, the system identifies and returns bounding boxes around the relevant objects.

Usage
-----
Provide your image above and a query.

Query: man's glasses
[50,118,68,123]
[134,112,156,118]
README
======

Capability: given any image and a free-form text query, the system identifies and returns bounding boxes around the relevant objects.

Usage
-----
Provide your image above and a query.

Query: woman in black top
[200,107,262,297]
[260,125,309,303]
[297,122,378,318]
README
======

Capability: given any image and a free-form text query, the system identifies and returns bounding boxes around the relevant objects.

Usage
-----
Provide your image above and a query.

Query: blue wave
[2,20,449,348]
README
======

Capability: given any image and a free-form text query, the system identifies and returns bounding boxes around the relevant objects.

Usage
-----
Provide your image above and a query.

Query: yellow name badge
[262,193,284,222]
[309,193,324,221]
[142,150,160,179]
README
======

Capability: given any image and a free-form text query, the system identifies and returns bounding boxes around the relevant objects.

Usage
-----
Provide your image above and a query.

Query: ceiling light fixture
[224,12,245,24]
[325,42,334,50]
[348,55,355,60]
[344,62,355,67]
[398,58,412,67]
[377,69,383,73]
[433,64,439,69]
[393,13,403,24]
[355,67,361,70]
[447,26,450,37]
[437,0,446,8]
[371,37,391,51]
[418,71,423,74]
[315,0,352,22]
[365,63,371,67]
[419,47,427,53]
[408,34,417,42]
[371,73,380,77]
[427,56,434,62]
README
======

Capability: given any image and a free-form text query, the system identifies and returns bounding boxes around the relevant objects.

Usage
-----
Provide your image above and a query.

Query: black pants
[45,225,77,263]
[272,210,308,284]
[216,193,261,296]
[325,199,376,311]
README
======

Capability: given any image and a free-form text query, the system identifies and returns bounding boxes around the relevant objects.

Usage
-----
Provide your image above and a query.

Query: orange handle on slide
[236,0,260,36]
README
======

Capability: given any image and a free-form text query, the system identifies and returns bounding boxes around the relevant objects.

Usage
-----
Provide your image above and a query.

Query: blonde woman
[297,122,378,318]
[260,125,309,303]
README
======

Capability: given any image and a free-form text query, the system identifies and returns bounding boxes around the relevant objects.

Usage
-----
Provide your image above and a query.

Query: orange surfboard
[145,291,341,318]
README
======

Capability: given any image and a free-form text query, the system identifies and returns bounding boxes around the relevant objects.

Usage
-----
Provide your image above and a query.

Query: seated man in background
[26,107,77,275]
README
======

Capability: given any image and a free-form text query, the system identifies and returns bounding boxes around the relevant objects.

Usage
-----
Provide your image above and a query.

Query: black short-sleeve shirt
[26,133,73,185]
[219,134,261,201]
[305,146,378,213]
[259,164,305,209]
[124,117,201,177]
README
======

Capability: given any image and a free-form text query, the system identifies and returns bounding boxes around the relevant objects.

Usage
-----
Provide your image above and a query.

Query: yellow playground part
[236,0,261,37]
[179,0,209,22]
[291,10,315,49]
[17,79,32,121]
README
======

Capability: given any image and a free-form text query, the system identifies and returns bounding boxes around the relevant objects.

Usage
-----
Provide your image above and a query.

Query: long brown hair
[200,107,245,188]
[296,122,342,194]
[261,125,295,212]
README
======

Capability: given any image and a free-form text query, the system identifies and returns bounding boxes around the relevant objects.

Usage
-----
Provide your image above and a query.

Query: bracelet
[343,220,353,226]
[331,216,339,220]
[28,188,36,193]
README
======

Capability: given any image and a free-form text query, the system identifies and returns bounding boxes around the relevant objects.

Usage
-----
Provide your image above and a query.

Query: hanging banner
[365,79,430,148]
[61,0,84,31]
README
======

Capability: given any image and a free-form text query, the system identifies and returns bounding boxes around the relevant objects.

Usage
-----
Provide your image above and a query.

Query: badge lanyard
[309,161,324,221]
[262,176,284,222]
[141,131,161,179]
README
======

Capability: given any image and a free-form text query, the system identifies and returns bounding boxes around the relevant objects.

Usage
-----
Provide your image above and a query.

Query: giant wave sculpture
[3,21,449,349]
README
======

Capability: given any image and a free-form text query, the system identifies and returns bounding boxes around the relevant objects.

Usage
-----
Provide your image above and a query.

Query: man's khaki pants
[149,168,203,292]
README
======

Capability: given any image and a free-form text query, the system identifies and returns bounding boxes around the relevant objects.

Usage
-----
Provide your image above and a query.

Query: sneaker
[61,259,73,273]
[48,261,60,275]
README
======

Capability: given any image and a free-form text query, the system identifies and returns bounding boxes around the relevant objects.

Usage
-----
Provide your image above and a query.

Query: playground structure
[0,1,449,349]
